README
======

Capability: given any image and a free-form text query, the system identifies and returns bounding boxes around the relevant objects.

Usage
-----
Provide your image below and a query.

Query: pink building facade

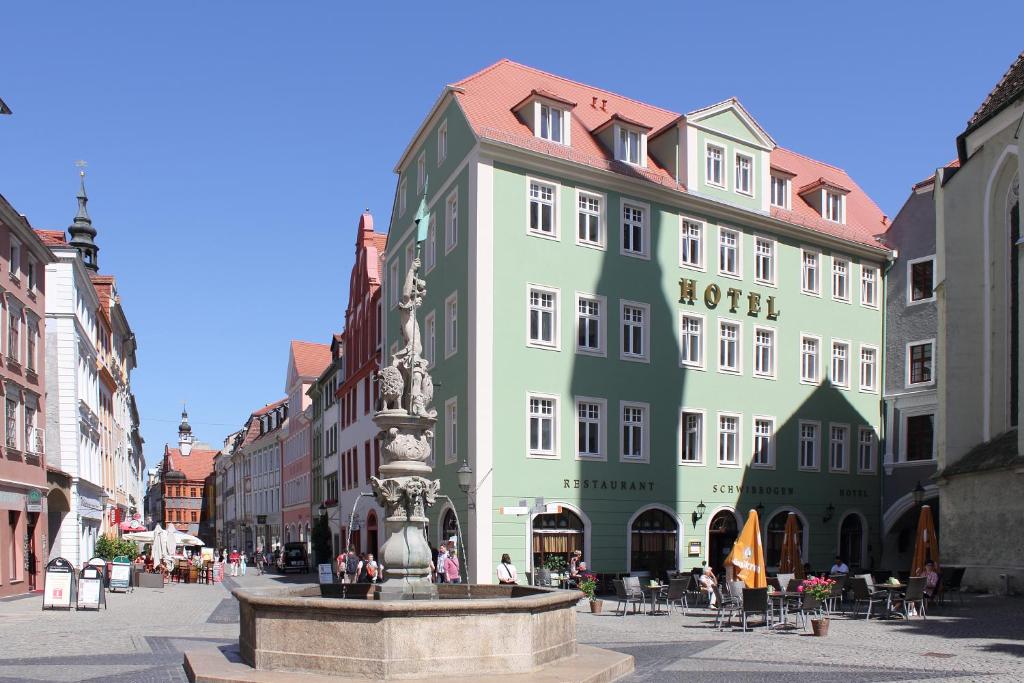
[281,341,329,551]
[0,194,52,598]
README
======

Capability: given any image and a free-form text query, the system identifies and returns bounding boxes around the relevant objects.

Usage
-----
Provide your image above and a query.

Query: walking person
[240,551,248,576]
[496,554,518,585]
[436,544,449,583]
[444,549,461,584]
[255,549,264,575]
[229,548,240,577]
[343,547,360,584]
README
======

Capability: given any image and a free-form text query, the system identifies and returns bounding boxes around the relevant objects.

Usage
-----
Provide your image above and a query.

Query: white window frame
[825,191,845,223]
[424,310,436,369]
[416,153,426,193]
[770,174,790,209]
[574,396,606,461]
[574,292,606,357]
[526,284,560,350]
[907,256,936,305]
[716,412,741,468]
[437,119,448,165]
[831,255,851,303]
[619,300,650,363]
[734,152,753,196]
[537,102,569,144]
[679,312,705,370]
[829,423,850,473]
[858,344,878,393]
[679,217,705,271]
[444,189,458,254]
[857,427,877,474]
[405,241,415,277]
[717,318,742,375]
[614,124,645,166]
[752,325,776,379]
[798,420,821,471]
[527,392,559,459]
[619,199,650,260]
[717,226,742,278]
[424,214,437,273]
[619,400,650,464]
[705,142,725,188]
[398,177,408,216]
[679,408,705,465]
[860,264,879,308]
[527,178,559,240]
[901,410,936,463]
[754,234,776,286]
[8,236,20,277]
[752,415,776,469]
[444,291,458,359]
[444,397,458,465]
[831,339,851,389]
[801,247,821,296]
[575,189,606,249]
[388,260,400,309]
[800,333,821,385]
[906,339,936,388]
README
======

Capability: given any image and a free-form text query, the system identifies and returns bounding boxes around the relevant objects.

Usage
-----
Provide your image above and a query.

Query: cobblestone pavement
[1,575,1022,682]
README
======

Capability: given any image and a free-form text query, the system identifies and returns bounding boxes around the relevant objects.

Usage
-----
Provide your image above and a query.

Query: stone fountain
[183,254,633,682]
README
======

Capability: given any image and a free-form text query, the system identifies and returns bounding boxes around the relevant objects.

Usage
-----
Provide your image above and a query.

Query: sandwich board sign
[318,563,334,585]
[42,558,76,610]
[77,564,106,610]
[109,556,132,592]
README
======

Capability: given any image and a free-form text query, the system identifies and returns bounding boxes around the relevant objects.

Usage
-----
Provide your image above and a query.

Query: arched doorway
[629,508,678,579]
[366,512,378,557]
[707,510,738,574]
[46,488,70,561]
[838,513,866,570]
[766,510,805,568]
[532,508,584,574]
[440,507,458,548]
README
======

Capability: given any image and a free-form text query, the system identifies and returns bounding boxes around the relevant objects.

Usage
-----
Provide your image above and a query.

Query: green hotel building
[384,60,890,583]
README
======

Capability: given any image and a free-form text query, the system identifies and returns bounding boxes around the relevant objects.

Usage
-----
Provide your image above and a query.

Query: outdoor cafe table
[872,583,906,619]
[768,591,802,629]
[641,582,667,614]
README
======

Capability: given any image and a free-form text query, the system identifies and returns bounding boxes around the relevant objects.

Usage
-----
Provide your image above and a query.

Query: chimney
[601,99,607,111]
[591,96,597,108]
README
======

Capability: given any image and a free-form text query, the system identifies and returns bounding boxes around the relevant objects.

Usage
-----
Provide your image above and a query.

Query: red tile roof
[448,59,886,248]
[290,340,331,379]
[239,398,288,447]
[163,446,218,481]
[912,159,961,191]
[967,51,1024,131]
[91,275,115,320]
[35,229,67,246]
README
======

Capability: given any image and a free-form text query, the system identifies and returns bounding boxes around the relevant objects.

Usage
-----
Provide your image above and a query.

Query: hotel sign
[679,278,780,319]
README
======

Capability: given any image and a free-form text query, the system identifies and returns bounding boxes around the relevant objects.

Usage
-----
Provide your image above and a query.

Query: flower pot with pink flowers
[798,576,836,636]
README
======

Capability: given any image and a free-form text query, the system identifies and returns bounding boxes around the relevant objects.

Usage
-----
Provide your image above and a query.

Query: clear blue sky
[1,2,1019,468]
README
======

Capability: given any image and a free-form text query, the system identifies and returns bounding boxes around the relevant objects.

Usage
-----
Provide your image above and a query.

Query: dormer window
[770,173,791,208]
[735,153,753,195]
[539,104,565,143]
[825,191,845,223]
[513,90,575,146]
[706,144,724,187]
[618,128,641,165]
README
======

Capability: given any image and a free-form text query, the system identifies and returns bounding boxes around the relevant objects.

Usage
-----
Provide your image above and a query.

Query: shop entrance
[630,509,678,580]
[532,509,584,575]
[766,511,804,568]
[707,510,738,574]
[839,514,865,570]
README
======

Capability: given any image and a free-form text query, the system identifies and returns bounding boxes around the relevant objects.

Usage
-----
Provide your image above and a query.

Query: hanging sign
[318,563,334,585]
[26,489,42,513]
[42,558,76,610]
[77,565,105,610]
[110,556,132,592]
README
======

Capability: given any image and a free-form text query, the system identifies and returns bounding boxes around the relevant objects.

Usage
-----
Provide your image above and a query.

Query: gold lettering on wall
[679,278,697,305]
[767,296,780,320]
[678,278,780,320]
[747,292,761,315]
[727,288,742,313]
[704,284,721,308]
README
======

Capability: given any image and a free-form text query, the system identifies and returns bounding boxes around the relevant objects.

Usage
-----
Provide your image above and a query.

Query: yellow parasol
[778,512,805,580]
[725,508,767,588]
[911,504,940,576]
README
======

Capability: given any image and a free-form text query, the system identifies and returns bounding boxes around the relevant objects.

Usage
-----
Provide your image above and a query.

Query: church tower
[67,171,99,271]
[178,406,194,456]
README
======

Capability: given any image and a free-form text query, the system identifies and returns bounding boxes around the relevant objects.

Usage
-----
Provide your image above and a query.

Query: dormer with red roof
[512,89,575,146]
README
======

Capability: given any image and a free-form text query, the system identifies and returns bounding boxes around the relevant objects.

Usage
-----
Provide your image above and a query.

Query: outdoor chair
[767,576,782,592]
[939,567,966,605]
[658,577,690,615]
[855,573,875,590]
[727,580,746,601]
[713,585,742,630]
[740,587,771,631]
[535,568,552,587]
[899,577,928,619]
[612,579,645,616]
[826,574,848,614]
[795,592,822,631]
[785,578,802,593]
[776,573,794,591]
[850,577,888,619]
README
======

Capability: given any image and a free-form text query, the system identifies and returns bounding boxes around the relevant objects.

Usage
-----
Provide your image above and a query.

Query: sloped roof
[91,274,115,320]
[937,429,1024,479]
[164,446,218,481]
[290,340,331,379]
[967,51,1024,132]
[449,59,886,248]
[912,159,961,192]
[239,398,288,448]
[35,229,67,246]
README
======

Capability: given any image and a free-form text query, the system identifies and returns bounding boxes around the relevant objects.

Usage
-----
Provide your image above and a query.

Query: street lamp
[912,481,926,507]
[318,502,327,518]
[822,503,835,524]
[456,460,473,494]
[755,502,765,517]
[691,500,706,528]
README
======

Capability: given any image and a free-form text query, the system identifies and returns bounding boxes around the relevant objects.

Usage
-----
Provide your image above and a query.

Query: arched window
[441,508,458,546]
[766,511,804,567]
[707,510,739,573]
[532,509,584,573]
[1009,177,1020,425]
[630,508,678,579]
[839,514,864,569]
[366,512,379,558]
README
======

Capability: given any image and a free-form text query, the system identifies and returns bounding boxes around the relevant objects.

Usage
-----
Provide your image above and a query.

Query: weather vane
[74,159,87,176]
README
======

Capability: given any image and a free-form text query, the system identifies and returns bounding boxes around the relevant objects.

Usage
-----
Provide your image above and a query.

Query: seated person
[699,566,718,607]
[567,560,586,589]
[923,562,940,600]
[829,556,850,575]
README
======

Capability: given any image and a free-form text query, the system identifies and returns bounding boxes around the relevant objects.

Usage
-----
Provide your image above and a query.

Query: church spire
[178,404,194,456]
[68,169,99,272]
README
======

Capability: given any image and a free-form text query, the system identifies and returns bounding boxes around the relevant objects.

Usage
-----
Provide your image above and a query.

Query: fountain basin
[183,584,633,682]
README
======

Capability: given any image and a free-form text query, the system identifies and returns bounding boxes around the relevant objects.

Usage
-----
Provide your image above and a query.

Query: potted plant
[578,573,602,613]
[798,576,836,636]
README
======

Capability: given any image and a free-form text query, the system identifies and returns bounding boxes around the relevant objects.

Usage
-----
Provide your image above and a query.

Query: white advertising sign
[43,571,73,608]
[78,577,102,608]
[318,563,334,584]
